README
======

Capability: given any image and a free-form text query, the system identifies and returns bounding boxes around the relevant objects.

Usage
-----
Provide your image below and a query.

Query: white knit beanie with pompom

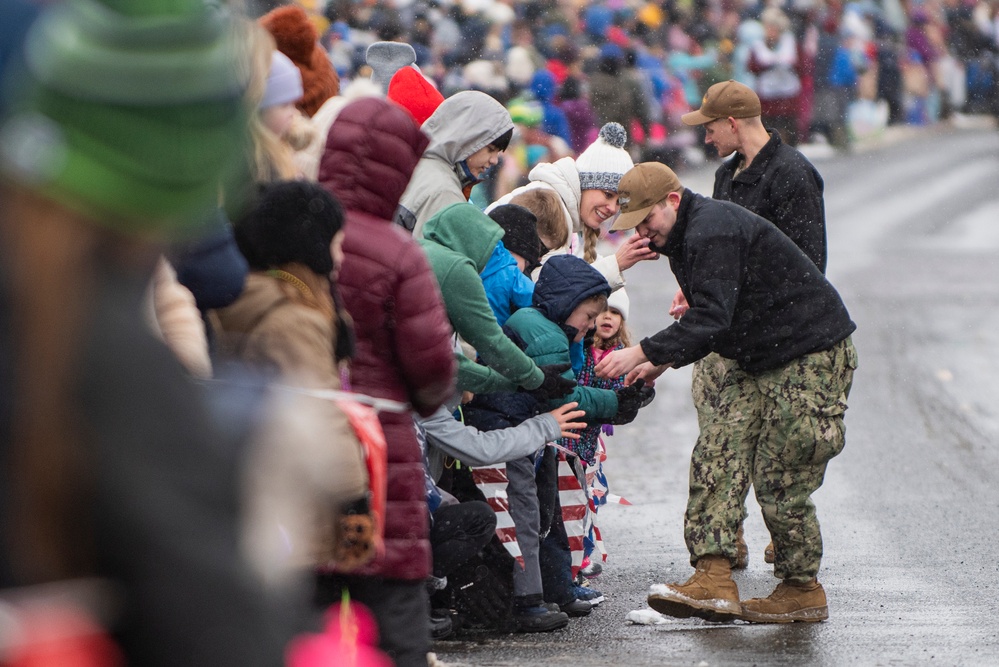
[575,122,634,192]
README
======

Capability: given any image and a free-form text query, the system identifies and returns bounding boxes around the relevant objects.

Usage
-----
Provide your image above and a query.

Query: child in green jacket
[419,203,573,401]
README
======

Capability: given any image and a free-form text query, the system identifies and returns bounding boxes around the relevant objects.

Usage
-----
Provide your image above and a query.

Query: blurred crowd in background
[253,0,999,174]
[0,0,997,665]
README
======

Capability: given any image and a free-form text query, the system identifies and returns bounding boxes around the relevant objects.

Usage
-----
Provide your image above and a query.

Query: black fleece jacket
[713,131,827,273]
[640,190,855,374]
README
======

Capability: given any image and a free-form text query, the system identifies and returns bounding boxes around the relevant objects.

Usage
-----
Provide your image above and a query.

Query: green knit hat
[0,0,250,236]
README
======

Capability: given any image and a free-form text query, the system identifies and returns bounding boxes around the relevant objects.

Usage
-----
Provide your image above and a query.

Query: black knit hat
[488,204,543,274]
[234,180,344,276]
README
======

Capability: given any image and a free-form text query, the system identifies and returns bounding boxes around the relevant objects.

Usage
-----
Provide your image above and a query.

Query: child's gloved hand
[608,407,639,425]
[610,380,655,424]
[616,379,655,410]
[528,363,576,402]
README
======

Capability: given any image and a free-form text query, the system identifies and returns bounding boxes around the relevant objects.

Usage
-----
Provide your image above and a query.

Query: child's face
[566,297,605,343]
[595,308,623,342]
[465,144,503,178]
[261,102,296,138]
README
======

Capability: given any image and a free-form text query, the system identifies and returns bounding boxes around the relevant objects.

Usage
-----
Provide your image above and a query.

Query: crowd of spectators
[2,0,998,664]
[253,0,999,173]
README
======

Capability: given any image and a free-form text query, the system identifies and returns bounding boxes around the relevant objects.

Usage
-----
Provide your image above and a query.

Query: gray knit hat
[575,122,634,192]
[366,41,417,92]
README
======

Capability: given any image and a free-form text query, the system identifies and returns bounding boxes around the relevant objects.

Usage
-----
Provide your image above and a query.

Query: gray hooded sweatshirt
[397,90,513,237]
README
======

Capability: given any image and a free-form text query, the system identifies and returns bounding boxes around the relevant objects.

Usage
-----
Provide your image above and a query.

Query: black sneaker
[430,609,453,639]
[559,598,593,617]
[512,605,569,632]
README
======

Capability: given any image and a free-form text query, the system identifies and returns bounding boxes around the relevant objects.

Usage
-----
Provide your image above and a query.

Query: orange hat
[260,5,339,117]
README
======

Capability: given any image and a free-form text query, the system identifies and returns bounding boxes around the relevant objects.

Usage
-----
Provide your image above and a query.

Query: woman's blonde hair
[582,224,600,264]
[244,23,298,182]
[510,189,569,251]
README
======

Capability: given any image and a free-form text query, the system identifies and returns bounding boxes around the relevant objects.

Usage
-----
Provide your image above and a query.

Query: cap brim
[611,203,654,231]
[680,109,714,126]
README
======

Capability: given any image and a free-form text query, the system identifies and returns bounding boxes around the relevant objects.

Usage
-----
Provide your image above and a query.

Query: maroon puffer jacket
[319,97,456,581]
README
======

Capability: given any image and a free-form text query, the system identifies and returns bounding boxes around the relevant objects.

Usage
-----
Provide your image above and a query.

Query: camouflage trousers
[685,337,858,583]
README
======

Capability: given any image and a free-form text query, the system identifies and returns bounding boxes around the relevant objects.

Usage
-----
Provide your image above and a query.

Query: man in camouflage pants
[596,163,857,624]
[675,80,829,570]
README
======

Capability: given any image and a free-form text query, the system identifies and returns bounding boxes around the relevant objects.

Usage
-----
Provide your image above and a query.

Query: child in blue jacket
[480,204,543,326]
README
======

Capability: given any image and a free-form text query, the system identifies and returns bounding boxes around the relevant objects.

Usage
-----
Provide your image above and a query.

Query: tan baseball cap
[681,79,762,126]
[611,162,683,231]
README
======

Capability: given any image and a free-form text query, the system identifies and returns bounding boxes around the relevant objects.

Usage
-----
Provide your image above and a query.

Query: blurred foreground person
[0,1,305,664]
[318,97,457,666]
[214,181,374,574]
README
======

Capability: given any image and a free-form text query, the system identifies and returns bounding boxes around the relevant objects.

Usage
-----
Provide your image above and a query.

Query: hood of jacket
[527,157,582,233]
[319,97,429,221]
[420,202,504,273]
[479,241,515,282]
[532,254,610,327]
[422,90,513,165]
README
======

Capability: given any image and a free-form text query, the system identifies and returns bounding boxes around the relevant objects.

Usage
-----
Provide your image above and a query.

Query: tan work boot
[764,541,775,564]
[740,579,828,623]
[733,526,749,570]
[647,556,741,622]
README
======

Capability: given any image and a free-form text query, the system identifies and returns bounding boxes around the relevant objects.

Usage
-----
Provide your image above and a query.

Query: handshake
[526,364,656,426]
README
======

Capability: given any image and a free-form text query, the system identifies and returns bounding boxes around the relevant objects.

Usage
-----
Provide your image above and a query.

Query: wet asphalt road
[435,124,999,666]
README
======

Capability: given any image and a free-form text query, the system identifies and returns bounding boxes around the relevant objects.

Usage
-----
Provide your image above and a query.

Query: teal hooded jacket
[505,255,618,422]
[420,203,544,394]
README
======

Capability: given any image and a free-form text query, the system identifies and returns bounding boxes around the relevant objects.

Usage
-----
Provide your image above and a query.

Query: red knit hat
[260,5,339,117]
[387,67,444,126]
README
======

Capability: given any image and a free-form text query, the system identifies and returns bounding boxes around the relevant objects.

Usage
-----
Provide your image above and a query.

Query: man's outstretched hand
[625,361,670,387]
[595,344,648,379]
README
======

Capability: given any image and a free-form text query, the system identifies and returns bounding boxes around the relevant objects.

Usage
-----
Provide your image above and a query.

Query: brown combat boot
[733,526,749,570]
[740,579,828,623]
[647,556,741,622]
[764,541,775,564]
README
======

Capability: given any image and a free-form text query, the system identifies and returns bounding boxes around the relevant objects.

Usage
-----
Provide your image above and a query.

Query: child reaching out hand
[559,289,632,579]
[561,289,632,466]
